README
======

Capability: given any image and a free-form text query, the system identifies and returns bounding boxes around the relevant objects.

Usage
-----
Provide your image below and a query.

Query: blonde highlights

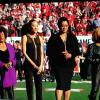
[92,27,100,43]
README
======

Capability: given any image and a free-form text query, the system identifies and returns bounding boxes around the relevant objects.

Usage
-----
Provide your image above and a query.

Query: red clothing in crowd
[41,4,50,17]
[66,14,76,26]
[75,21,86,35]
[11,9,19,19]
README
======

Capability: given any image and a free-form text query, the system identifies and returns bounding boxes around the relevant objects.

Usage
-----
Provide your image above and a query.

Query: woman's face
[0,32,6,43]
[60,21,69,33]
[31,21,39,34]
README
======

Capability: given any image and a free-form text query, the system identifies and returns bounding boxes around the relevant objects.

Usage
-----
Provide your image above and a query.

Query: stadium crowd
[0,1,100,37]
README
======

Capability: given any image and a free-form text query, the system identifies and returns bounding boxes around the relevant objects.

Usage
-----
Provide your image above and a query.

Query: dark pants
[5,87,14,99]
[16,60,23,81]
[0,76,4,99]
[89,64,100,100]
[24,66,42,100]
[80,59,89,80]
[0,86,14,99]
[0,69,14,99]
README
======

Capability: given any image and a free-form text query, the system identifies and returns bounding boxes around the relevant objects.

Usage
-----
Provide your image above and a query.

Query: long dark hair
[21,18,38,36]
[21,23,29,36]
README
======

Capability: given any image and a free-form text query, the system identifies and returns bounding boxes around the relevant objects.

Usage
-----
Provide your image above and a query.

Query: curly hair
[57,17,72,34]
[0,26,7,38]
[57,17,69,29]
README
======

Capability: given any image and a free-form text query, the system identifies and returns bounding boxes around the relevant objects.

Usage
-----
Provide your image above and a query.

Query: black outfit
[15,49,23,80]
[0,49,14,99]
[86,43,100,100]
[80,51,89,80]
[46,33,80,90]
[23,34,42,100]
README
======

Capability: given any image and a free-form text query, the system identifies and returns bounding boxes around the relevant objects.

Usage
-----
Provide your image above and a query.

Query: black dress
[46,33,80,90]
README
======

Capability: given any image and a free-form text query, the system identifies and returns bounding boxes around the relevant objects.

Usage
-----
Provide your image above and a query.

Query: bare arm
[22,35,38,70]
[40,36,44,67]
[38,36,44,74]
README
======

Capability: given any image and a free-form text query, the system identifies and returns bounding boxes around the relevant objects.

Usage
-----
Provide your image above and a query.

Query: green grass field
[14,80,99,100]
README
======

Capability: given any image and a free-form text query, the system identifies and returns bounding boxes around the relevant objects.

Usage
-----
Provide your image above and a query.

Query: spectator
[0,2,99,36]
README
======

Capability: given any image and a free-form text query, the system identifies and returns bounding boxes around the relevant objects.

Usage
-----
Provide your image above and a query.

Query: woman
[46,17,80,100]
[0,26,16,99]
[22,19,44,100]
[85,27,100,100]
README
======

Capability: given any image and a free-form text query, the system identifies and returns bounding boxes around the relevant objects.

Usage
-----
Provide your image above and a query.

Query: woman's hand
[62,50,72,59]
[8,61,13,66]
[4,62,11,69]
[37,66,43,75]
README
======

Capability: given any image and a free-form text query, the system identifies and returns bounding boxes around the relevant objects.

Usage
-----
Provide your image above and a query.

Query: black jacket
[46,32,80,68]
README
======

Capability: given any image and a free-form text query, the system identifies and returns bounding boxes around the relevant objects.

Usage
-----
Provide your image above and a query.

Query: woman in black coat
[46,17,80,100]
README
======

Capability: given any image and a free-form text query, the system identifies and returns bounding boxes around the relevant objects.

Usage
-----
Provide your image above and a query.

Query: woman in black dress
[22,19,44,100]
[46,17,80,100]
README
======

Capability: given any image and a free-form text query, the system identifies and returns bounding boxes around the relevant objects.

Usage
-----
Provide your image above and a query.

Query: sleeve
[10,46,16,67]
[7,43,16,67]
[72,34,81,58]
[46,36,54,57]
[0,61,4,68]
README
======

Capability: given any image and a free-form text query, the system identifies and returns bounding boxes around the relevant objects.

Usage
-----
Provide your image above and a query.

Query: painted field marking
[14,88,26,90]
[14,88,83,92]
[17,80,91,84]
[44,88,83,92]
[72,80,91,84]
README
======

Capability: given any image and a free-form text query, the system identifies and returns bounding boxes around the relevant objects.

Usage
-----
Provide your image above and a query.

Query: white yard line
[14,88,83,92]
[14,88,26,90]
[17,80,91,84]
[44,88,83,92]
[72,80,91,84]
[15,80,91,92]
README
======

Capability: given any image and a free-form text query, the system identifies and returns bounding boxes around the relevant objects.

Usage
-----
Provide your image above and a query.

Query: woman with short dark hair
[46,17,80,100]
[0,26,16,99]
